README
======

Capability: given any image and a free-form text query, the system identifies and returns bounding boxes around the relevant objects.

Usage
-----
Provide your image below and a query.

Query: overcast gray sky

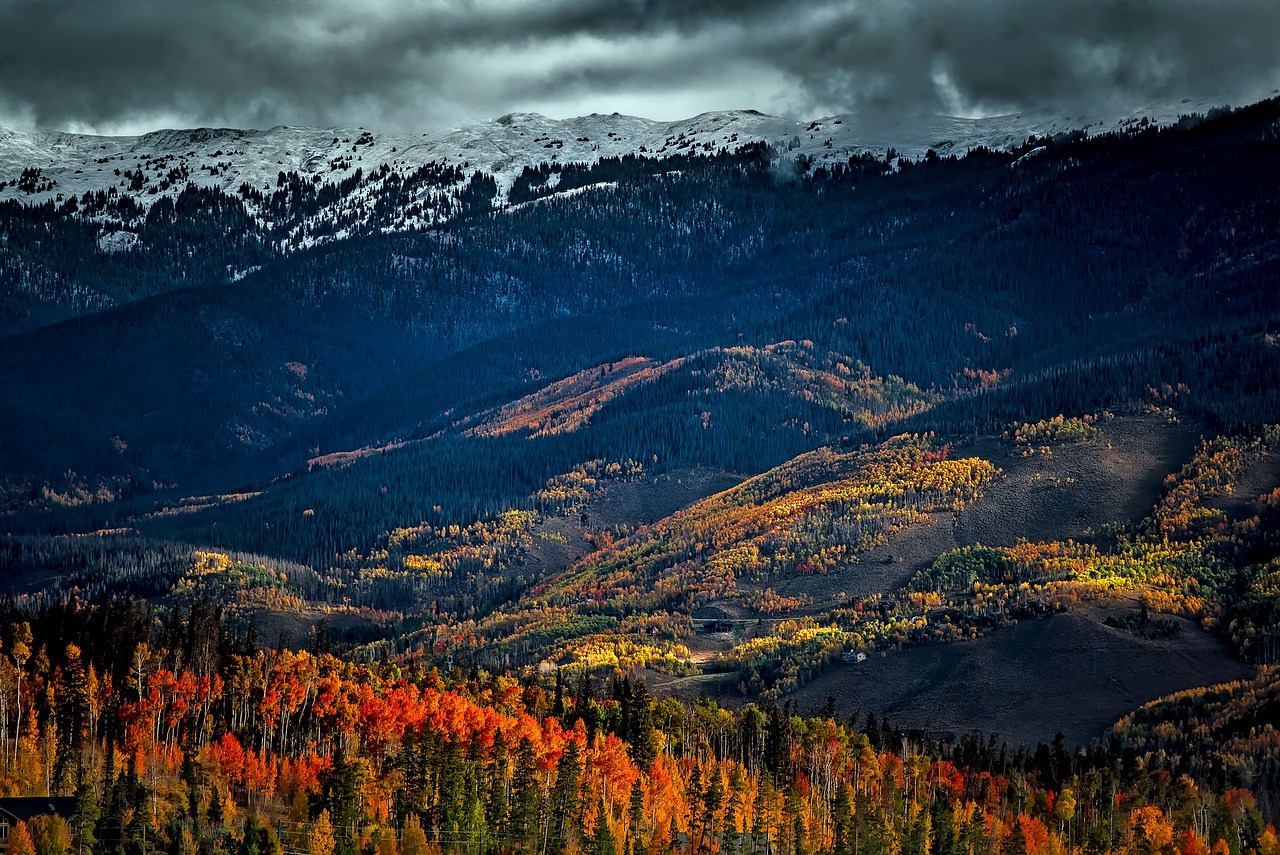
[1,0,1278,133]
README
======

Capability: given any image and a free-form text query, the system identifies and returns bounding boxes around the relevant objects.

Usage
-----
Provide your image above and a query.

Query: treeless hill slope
[788,604,1251,749]
[952,415,1201,548]
[1202,449,1280,521]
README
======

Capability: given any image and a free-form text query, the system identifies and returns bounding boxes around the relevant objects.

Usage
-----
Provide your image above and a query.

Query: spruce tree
[208,784,225,832]
[592,802,617,855]
[73,766,99,855]
[239,816,262,855]
[508,737,541,850]
[257,820,283,855]
[627,780,646,855]
[548,740,582,855]
[486,729,510,842]
[833,784,853,855]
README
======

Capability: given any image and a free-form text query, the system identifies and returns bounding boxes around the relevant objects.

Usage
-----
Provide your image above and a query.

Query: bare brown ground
[951,414,1200,547]
[254,607,383,651]
[787,602,1252,748]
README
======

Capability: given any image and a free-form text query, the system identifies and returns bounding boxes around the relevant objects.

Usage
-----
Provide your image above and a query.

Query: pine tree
[593,801,618,855]
[703,768,724,853]
[833,784,854,855]
[486,729,510,842]
[687,766,704,849]
[752,779,770,852]
[626,680,657,768]
[435,739,465,840]
[509,737,542,849]
[257,820,283,855]
[461,775,489,855]
[904,808,931,855]
[54,644,91,793]
[180,738,201,822]
[628,780,646,855]
[92,749,120,855]
[122,759,148,855]
[931,798,954,855]
[1001,817,1028,855]
[958,805,989,855]
[208,784,225,831]
[786,788,807,855]
[73,767,99,855]
[553,669,566,719]
[574,673,599,743]
[549,740,582,855]
[240,816,262,855]
[319,742,362,855]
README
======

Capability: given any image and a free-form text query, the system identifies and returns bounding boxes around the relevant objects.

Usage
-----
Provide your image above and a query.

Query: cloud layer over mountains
[2,0,1277,132]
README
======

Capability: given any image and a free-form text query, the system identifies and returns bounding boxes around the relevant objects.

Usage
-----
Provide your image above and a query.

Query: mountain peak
[495,112,551,126]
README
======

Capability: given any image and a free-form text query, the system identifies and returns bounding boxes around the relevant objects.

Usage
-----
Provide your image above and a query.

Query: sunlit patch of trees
[1006,414,1103,456]
[542,435,996,612]
[464,358,682,439]
[688,341,938,431]
[424,435,994,680]
[174,552,307,615]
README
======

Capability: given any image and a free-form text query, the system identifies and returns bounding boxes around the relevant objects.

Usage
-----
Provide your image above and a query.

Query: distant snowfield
[0,95,1254,242]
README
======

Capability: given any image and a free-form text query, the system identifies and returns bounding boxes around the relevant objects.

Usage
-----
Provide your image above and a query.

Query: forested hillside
[3,102,1280,520]
[1,99,1280,853]
[0,600,1276,855]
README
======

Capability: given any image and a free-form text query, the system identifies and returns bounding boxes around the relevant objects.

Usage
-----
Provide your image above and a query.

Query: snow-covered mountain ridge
[0,98,1236,214]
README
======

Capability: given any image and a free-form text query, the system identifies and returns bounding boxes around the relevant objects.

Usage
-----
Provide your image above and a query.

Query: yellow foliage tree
[309,810,335,855]
[400,815,429,855]
[374,827,397,855]
[1257,825,1279,855]
[29,816,71,855]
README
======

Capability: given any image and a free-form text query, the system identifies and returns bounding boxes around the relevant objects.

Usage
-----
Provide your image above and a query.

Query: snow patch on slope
[96,230,138,253]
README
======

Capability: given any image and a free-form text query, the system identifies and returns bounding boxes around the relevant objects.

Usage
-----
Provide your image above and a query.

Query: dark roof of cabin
[0,798,77,821]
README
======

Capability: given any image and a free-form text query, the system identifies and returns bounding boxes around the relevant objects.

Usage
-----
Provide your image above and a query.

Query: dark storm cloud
[775,0,1280,116]
[0,0,1277,132]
